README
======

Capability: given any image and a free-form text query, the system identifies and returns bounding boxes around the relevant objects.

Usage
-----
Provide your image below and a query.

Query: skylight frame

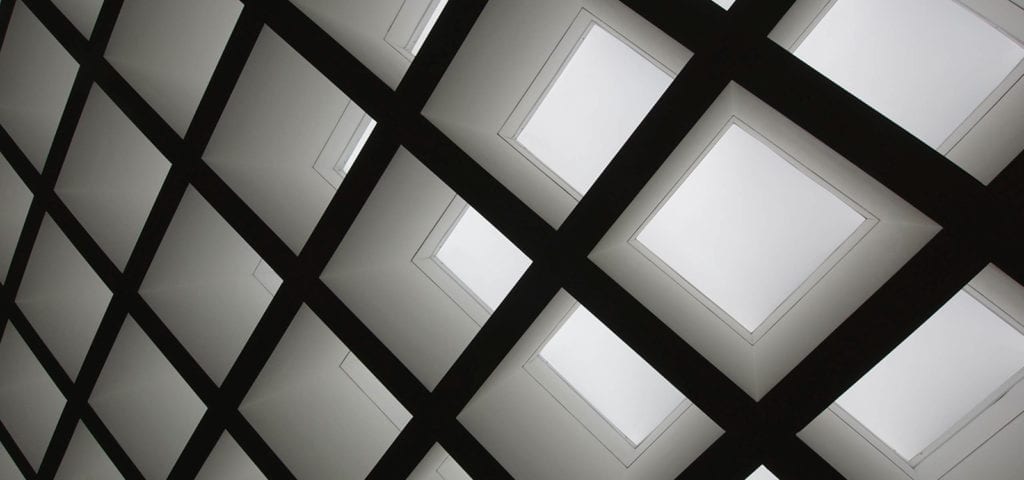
[312,98,377,190]
[522,303,693,466]
[498,9,678,201]
[412,197,529,326]
[772,0,1024,184]
[385,0,451,60]
[628,116,876,345]
[825,284,1024,478]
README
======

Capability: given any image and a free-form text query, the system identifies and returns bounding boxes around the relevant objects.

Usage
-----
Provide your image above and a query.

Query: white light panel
[539,306,684,446]
[837,290,1024,462]
[435,207,530,311]
[516,23,672,196]
[746,465,779,480]
[794,0,1024,148]
[712,0,736,9]
[637,123,863,332]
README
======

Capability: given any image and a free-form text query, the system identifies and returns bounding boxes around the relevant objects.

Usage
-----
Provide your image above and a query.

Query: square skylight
[836,289,1024,464]
[712,0,736,9]
[511,21,673,197]
[793,0,1024,149]
[433,206,531,312]
[635,122,865,334]
[386,0,451,60]
[539,305,685,446]
[410,0,449,56]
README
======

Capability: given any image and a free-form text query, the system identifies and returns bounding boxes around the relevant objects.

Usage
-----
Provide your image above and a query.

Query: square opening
[835,289,1024,465]
[500,13,674,199]
[0,156,33,282]
[90,317,206,480]
[424,2,690,227]
[772,0,1024,183]
[414,199,531,324]
[801,265,1024,480]
[206,29,372,252]
[140,188,275,385]
[104,0,243,136]
[0,324,66,470]
[633,120,867,337]
[0,2,79,170]
[385,0,451,59]
[53,423,120,480]
[591,83,938,399]
[15,216,113,379]
[56,87,171,270]
[321,149,503,389]
[535,304,686,449]
[195,433,264,480]
[241,306,409,480]
[459,291,722,478]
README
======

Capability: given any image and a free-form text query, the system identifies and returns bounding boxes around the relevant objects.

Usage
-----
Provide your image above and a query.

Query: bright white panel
[435,207,530,310]
[837,290,1024,461]
[637,124,863,331]
[516,24,672,195]
[539,306,684,445]
[794,0,1024,147]
[712,0,736,9]
[746,465,779,480]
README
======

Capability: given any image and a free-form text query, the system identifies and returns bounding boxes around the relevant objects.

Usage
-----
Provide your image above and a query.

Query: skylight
[409,0,449,56]
[539,306,685,446]
[636,123,864,333]
[746,466,779,480]
[712,0,736,9]
[313,100,376,188]
[514,22,673,196]
[793,0,1024,148]
[434,206,531,311]
[836,290,1024,463]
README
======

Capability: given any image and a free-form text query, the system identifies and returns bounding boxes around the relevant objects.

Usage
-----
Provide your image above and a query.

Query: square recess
[322,149,512,389]
[413,199,531,325]
[499,12,673,198]
[53,423,120,480]
[409,444,471,480]
[105,0,242,136]
[525,304,688,465]
[206,29,375,252]
[459,291,722,479]
[633,120,866,339]
[0,324,66,471]
[55,86,170,270]
[15,216,113,379]
[141,188,278,385]
[771,0,1024,183]
[241,306,409,480]
[0,1,79,170]
[0,156,33,282]
[385,0,450,60]
[425,1,689,226]
[591,83,938,399]
[90,317,205,480]
[801,265,1024,480]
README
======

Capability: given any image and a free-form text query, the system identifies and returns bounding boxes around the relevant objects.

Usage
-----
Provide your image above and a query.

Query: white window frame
[385,0,450,61]
[521,303,692,466]
[497,9,678,201]
[627,116,877,345]
[312,98,376,190]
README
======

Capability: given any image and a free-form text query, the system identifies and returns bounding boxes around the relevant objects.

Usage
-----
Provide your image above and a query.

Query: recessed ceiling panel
[636,123,864,332]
